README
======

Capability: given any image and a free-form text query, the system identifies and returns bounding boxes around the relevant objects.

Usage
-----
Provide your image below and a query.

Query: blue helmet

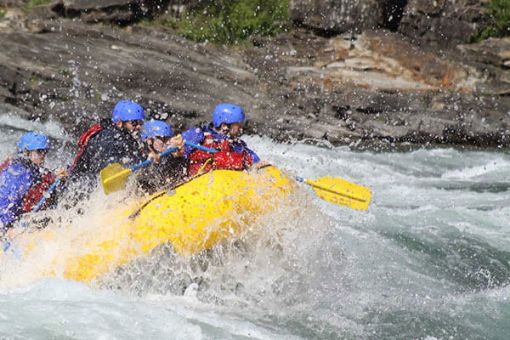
[112,99,145,123]
[212,103,245,128]
[18,132,49,153]
[141,120,173,141]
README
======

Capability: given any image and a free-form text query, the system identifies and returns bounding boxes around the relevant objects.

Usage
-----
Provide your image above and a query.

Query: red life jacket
[188,133,253,176]
[21,171,57,213]
[0,158,12,172]
[69,123,103,173]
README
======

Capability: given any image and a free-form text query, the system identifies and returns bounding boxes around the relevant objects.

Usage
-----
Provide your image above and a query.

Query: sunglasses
[154,136,171,143]
[32,149,48,155]
[126,120,143,127]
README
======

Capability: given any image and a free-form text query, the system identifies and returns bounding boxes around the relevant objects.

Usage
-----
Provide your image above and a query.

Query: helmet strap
[119,121,137,137]
[147,140,156,154]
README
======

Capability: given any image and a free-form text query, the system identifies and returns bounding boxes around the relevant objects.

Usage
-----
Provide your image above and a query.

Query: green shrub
[176,0,289,44]
[478,0,510,40]
[24,0,52,12]
[0,8,5,19]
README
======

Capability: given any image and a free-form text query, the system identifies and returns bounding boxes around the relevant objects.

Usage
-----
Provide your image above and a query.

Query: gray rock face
[1,2,510,149]
[290,0,491,49]
[1,16,509,148]
[31,0,174,24]
[457,37,510,96]
[63,0,144,10]
[399,0,490,48]
[243,29,510,147]
[289,0,384,34]
[0,20,264,137]
[458,37,510,67]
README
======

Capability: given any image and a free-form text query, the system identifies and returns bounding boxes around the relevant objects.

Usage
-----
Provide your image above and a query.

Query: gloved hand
[55,167,68,177]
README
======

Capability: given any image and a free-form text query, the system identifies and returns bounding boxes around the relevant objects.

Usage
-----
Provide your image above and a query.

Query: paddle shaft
[2,172,65,253]
[102,146,180,188]
[131,146,179,171]
[183,143,370,207]
[184,141,217,154]
[185,144,369,202]
[32,177,61,212]
[31,144,207,214]
[295,176,368,203]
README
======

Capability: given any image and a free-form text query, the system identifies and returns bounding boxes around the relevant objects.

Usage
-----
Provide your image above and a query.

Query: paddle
[32,177,62,212]
[295,176,371,211]
[185,143,372,211]
[2,174,65,254]
[100,146,179,194]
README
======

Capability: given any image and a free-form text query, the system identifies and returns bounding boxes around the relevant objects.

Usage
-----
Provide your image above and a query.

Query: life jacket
[187,130,253,176]
[0,157,55,219]
[69,123,103,173]
[21,171,57,213]
[0,158,12,172]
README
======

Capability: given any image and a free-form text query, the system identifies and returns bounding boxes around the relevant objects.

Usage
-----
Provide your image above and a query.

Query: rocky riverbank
[1,0,510,149]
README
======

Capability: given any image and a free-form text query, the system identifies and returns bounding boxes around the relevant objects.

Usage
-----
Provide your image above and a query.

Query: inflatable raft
[4,166,294,283]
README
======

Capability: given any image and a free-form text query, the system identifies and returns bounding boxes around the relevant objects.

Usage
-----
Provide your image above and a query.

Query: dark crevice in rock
[382,0,408,31]
[50,2,66,18]
[333,105,351,120]
[4,97,17,106]
[43,0,172,25]
[291,21,343,39]
[356,107,382,115]
[171,109,199,119]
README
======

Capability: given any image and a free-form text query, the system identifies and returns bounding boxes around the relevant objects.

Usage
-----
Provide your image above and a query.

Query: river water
[0,115,509,339]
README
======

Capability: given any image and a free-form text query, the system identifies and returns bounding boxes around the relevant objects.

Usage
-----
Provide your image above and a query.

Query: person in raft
[137,120,187,193]
[0,132,60,231]
[182,103,261,176]
[69,99,147,181]
[58,99,150,205]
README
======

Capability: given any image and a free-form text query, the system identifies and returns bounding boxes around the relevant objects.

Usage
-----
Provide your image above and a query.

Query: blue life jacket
[182,125,260,163]
[0,158,39,228]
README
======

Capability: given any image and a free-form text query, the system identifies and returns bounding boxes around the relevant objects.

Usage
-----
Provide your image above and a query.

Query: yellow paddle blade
[100,163,132,195]
[305,177,372,211]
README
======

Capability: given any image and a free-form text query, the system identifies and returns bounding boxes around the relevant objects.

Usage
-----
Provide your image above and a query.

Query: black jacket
[71,121,145,177]
[59,121,145,205]
[137,149,187,194]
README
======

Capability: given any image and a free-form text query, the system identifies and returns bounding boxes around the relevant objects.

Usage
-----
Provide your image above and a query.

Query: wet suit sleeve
[245,147,260,164]
[182,128,205,157]
[0,164,33,227]
[232,139,260,164]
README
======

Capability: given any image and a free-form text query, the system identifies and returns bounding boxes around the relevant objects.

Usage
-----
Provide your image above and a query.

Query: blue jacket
[182,125,260,163]
[0,158,39,227]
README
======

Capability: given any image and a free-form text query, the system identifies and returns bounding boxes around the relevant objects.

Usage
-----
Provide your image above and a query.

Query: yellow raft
[6,166,294,283]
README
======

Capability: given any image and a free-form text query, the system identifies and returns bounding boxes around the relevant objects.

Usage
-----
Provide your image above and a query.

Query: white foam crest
[0,186,135,288]
[0,279,203,339]
[95,188,339,336]
[441,157,510,180]
[0,131,508,337]
[0,114,70,141]
[145,293,301,339]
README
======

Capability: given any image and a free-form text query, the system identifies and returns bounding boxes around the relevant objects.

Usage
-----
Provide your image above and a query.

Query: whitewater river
[0,115,509,339]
